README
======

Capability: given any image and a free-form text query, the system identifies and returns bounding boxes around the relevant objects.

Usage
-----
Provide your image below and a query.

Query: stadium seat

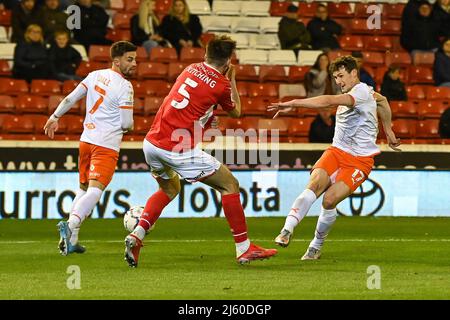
[241,97,268,116]
[144,96,163,115]
[124,0,140,12]
[288,118,315,137]
[134,116,154,135]
[136,62,168,80]
[232,17,260,33]
[149,47,178,63]
[426,86,450,100]
[339,35,364,51]
[15,95,48,114]
[113,12,133,29]
[417,101,448,119]
[0,59,11,76]
[298,50,323,66]
[133,97,144,116]
[0,78,28,95]
[416,119,440,138]
[259,65,287,83]
[270,1,290,16]
[409,66,434,84]
[213,1,241,16]
[259,17,282,34]
[30,114,50,134]
[391,119,416,139]
[154,0,172,14]
[2,114,34,133]
[354,3,381,18]
[238,49,268,65]
[327,50,351,62]
[76,61,108,77]
[362,51,384,67]
[168,62,189,82]
[279,83,307,100]
[383,3,405,19]
[186,0,211,15]
[328,3,353,18]
[199,16,232,33]
[247,83,278,98]
[241,1,271,17]
[249,34,280,50]
[62,80,80,95]
[144,80,172,97]
[0,10,11,27]
[380,19,401,35]
[268,50,297,65]
[135,46,148,62]
[235,64,259,82]
[288,66,310,83]
[350,19,372,34]
[298,2,318,17]
[365,36,393,51]
[390,101,417,119]
[179,47,205,63]
[30,80,61,96]
[0,95,14,113]
[385,51,411,66]
[258,118,289,136]
[412,52,435,66]
[49,95,81,115]
[106,29,131,42]
[60,115,84,134]
[110,0,124,10]
[406,85,426,101]
[220,117,260,132]
[236,82,249,97]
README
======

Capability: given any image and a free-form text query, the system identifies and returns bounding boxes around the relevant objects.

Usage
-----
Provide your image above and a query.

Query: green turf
[0,217,449,300]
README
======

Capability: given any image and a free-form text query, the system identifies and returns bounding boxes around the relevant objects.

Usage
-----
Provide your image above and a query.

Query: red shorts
[312,146,374,192]
[78,141,119,187]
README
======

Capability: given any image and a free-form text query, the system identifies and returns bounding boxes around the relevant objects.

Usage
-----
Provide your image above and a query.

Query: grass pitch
[0,217,449,300]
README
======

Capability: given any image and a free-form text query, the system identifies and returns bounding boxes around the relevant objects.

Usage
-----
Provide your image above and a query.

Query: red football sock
[222,193,248,243]
[138,189,172,231]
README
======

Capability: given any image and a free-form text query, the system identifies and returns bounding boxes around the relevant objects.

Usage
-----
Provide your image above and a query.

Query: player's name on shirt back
[186,63,220,89]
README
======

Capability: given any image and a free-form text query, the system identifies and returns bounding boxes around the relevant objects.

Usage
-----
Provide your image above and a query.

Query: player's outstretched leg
[124,175,179,267]
[203,165,278,264]
[275,168,330,248]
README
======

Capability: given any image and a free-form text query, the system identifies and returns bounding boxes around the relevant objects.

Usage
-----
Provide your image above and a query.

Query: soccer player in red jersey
[124,35,278,267]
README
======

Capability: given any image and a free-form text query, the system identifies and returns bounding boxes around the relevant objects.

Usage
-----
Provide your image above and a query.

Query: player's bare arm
[268,94,354,118]
[44,84,87,139]
[373,92,401,152]
[225,65,241,118]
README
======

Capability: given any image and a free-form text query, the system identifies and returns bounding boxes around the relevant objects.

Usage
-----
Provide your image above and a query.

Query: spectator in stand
[307,4,342,51]
[12,24,49,81]
[160,0,202,55]
[351,51,376,89]
[380,66,407,101]
[305,53,339,98]
[401,1,441,54]
[433,0,450,38]
[309,108,336,143]
[433,38,450,87]
[48,30,82,81]
[278,4,311,55]
[131,0,170,56]
[439,107,450,138]
[0,0,20,10]
[92,0,109,8]
[38,0,69,41]
[11,0,42,43]
[73,0,112,51]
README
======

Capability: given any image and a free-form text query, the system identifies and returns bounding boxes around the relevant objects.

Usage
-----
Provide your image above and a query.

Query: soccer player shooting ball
[267,55,401,260]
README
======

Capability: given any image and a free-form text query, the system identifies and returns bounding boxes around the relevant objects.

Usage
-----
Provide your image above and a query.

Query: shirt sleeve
[218,82,236,112]
[118,81,134,109]
[348,84,372,108]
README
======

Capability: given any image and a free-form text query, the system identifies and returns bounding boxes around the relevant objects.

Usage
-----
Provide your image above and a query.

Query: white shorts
[143,139,221,183]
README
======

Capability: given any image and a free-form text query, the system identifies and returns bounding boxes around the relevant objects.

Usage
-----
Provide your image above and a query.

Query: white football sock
[67,188,86,244]
[69,227,80,245]
[282,189,317,233]
[309,207,337,250]
[68,187,103,230]
[132,226,146,241]
[236,239,250,257]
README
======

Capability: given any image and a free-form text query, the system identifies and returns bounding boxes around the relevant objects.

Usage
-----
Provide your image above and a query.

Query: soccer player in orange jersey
[268,56,401,260]
[44,41,137,255]
[123,35,278,267]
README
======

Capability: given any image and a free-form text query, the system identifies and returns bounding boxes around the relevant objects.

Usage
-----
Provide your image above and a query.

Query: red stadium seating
[384,3,405,19]
[219,117,260,132]
[15,95,48,114]
[390,101,417,119]
[258,118,290,136]
[408,66,434,84]
[412,52,435,66]
[30,115,50,134]
[60,115,84,134]
[88,45,111,62]
[133,116,154,135]
[150,47,178,63]
[0,78,29,95]
[241,97,268,116]
[355,3,379,18]
[62,80,80,95]
[106,29,132,42]
[298,2,318,17]
[30,80,61,96]
[235,64,259,82]
[136,62,169,80]
[168,62,189,82]
[259,65,287,83]
[143,80,172,97]
[236,82,249,97]
[2,115,34,133]
[270,1,291,16]
[135,46,148,62]
[339,35,364,51]
[247,83,279,98]
[144,96,163,115]
[362,51,385,67]
[365,36,393,51]
[417,101,448,119]
[76,61,108,77]
[288,118,315,137]
[328,3,353,18]
[110,0,124,10]
[426,86,450,100]
[0,95,15,113]
[155,0,172,14]
[416,119,440,138]
[0,59,11,76]
[49,95,81,114]
[200,33,215,47]
[288,66,310,83]
[0,10,11,26]
[113,12,133,29]
[380,19,401,35]
[385,51,411,66]
[179,47,205,63]
[350,19,372,34]
[124,0,140,12]
[375,66,408,86]
[406,85,426,101]
[392,119,416,138]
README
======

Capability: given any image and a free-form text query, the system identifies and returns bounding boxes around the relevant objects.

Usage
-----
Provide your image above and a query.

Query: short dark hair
[206,35,237,66]
[329,55,358,74]
[110,41,137,59]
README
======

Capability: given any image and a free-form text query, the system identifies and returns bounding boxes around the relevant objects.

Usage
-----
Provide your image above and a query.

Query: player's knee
[222,176,240,194]
[322,194,337,210]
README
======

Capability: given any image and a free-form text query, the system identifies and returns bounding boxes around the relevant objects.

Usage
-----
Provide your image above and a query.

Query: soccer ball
[123,206,144,233]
